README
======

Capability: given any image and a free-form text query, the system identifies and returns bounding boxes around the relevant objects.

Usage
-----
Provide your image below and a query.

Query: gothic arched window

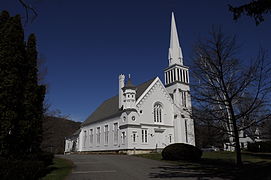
[154,102,163,123]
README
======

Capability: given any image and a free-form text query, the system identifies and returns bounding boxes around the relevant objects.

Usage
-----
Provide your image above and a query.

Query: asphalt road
[59,154,226,180]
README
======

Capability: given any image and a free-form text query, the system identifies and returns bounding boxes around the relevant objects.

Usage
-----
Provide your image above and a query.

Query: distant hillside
[41,116,81,154]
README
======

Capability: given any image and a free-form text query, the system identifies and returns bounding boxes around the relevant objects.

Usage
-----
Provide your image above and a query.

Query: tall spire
[168,12,183,65]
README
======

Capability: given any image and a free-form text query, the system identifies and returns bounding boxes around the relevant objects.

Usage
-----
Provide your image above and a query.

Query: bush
[0,152,54,180]
[247,141,271,152]
[162,143,202,161]
[0,157,45,180]
[25,151,54,166]
[38,151,54,166]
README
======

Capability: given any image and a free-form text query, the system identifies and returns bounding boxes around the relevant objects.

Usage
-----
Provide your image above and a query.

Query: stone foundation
[65,148,163,155]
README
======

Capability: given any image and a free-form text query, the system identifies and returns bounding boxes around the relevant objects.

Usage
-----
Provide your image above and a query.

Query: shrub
[0,157,45,180]
[0,152,54,180]
[162,143,202,161]
[25,151,54,167]
[38,151,54,166]
[247,142,258,152]
[247,141,271,152]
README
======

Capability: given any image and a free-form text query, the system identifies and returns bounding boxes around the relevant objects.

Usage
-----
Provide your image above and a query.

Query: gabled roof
[66,129,81,139]
[82,78,156,126]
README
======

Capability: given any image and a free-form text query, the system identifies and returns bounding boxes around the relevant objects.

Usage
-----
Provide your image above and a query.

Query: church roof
[81,78,156,126]
[66,129,81,139]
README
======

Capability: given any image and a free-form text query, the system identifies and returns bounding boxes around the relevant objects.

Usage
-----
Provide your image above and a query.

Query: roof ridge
[136,77,156,86]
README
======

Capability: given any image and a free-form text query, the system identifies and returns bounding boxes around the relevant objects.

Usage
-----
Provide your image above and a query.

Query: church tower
[165,12,195,145]
[122,77,137,110]
[164,12,191,110]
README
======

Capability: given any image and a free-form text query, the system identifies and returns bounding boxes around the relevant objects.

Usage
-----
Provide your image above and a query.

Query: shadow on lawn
[245,152,271,160]
[40,166,58,179]
[149,159,271,180]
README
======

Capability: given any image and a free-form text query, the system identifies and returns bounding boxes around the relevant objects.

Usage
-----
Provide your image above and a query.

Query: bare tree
[44,108,71,120]
[194,107,225,148]
[17,0,38,23]
[191,27,271,166]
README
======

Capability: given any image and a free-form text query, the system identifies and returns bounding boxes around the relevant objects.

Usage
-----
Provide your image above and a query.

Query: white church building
[65,13,195,154]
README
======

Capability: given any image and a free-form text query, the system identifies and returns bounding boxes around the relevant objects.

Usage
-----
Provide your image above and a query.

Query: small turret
[122,76,137,110]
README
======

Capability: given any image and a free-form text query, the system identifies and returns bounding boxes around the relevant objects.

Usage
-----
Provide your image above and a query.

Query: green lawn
[136,151,271,180]
[203,151,271,163]
[41,157,73,180]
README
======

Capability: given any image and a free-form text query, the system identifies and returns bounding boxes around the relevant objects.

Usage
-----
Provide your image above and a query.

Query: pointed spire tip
[168,12,183,65]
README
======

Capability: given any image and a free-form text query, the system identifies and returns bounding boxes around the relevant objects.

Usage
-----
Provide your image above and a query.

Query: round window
[132,116,136,121]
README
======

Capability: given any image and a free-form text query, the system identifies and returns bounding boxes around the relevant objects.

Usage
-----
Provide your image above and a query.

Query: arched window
[154,103,163,123]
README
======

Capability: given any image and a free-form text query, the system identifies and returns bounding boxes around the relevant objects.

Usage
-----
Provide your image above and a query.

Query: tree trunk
[230,108,243,166]
[229,102,243,167]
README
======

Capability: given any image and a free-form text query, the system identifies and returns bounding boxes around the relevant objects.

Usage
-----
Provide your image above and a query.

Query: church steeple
[168,12,183,66]
[164,12,189,87]
[164,12,191,109]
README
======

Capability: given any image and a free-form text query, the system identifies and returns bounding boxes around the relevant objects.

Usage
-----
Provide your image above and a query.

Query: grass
[203,151,271,163]
[135,151,271,180]
[41,157,73,180]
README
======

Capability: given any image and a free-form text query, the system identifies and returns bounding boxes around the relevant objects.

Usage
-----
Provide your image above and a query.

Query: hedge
[247,141,271,153]
[0,152,54,180]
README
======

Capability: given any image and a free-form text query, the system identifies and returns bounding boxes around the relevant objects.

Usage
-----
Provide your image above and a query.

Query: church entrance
[154,129,165,150]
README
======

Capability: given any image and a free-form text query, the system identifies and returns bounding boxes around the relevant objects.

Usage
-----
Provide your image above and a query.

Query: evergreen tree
[22,34,45,154]
[0,11,25,158]
[0,11,10,27]
[0,11,45,158]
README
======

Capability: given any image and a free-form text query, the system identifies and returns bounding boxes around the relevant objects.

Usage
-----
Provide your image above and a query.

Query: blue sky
[2,0,271,121]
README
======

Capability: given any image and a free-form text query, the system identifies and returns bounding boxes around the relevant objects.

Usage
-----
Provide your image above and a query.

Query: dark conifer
[22,34,45,154]
[0,13,25,158]
[0,11,45,158]
[0,11,10,27]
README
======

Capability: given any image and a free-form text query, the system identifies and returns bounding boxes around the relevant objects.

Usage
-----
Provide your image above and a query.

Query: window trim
[141,129,148,144]
[121,131,126,145]
[154,102,163,123]
[89,129,93,147]
[132,131,137,143]
[113,122,119,145]
[83,130,87,147]
[96,127,101,146]
[104,124,109,145]
[169,134,172,143]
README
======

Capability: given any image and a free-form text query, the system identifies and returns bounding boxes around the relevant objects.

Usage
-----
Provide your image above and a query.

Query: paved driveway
[59,154,227,180]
